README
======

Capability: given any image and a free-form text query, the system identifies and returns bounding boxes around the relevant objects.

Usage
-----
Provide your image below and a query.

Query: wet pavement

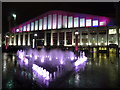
[2,52,120,89]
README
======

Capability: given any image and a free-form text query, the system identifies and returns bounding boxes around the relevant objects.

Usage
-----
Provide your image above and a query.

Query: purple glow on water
[17,48,88,86]
[74,53,87,67]
[23,57,28,65]
[41,57,44,63]
[32,64,50,80]
[34,55,38,60]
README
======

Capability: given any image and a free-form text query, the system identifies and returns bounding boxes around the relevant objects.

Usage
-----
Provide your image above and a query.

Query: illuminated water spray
[17,48,87,87]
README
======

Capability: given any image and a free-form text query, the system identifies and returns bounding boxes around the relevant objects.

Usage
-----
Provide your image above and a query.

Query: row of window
[15,14,107,32]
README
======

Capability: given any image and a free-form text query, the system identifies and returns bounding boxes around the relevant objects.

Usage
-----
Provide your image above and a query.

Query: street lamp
[75,30,79,52]
[12,13,16,21]
[33,33,37,48]
[5,35,9,49]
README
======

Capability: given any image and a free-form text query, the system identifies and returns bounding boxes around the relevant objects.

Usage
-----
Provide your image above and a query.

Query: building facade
[5,10,120,53]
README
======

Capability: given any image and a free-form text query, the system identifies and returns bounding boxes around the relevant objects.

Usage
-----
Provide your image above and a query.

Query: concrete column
[28,33,30,46]
[51,31,53,46]
[80,30,82,46]
[18,33,21,46]
[64,31,66,46]
[72,30,74,46]
[88,31,91,46]
[13,34,16,46]
[23,33,25,46]
[57,32,59,46]
[9,35,12,46]
[44,32,47,46]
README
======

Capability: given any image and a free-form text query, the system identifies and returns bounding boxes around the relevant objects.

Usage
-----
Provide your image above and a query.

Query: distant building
[5,10,120,52]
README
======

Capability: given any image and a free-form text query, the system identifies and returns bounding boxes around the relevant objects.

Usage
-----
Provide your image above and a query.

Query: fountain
[17,48,87,87]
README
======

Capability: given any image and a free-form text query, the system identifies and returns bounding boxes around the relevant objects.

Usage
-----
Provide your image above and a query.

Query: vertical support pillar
[9,35,12,46]
[44,32,47,46]
[72,30,74,46]
[80,30,82,46]
[107,27,109,57]
[57,32,59,46]
[28,33,30,46]
[23,33,25,46]
[18,33,21,46]
[51,31,53,46]
[13,34,16,46]
[64,31,66,46]
[97,28,99,57]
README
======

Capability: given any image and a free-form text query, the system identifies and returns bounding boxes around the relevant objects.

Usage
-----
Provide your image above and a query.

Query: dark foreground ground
[2,52,120,89]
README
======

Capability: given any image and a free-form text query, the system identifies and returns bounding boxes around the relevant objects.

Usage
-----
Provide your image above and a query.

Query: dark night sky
[2,2,117,35]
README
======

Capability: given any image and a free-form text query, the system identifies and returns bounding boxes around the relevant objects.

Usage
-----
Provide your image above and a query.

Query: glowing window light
[31,22,34,31]
[52,14,57,29]
[86,19,91,27]
[100,22,105,26]
[27,24,30,31]
[63,16,67,28]
[109,29,116,34]
[23,25,26,31]
[68,16,73,28]
[43,17,47,30]
[74,17,79,28]
[80,18,85,27]
[39,19,42,30]
[48,15,52,29]
[35,20,38,30]
[93,20,98,27]
[58,15,62,29]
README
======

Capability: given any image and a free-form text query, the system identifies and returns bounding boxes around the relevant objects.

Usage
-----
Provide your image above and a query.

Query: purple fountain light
[17,48,88,86]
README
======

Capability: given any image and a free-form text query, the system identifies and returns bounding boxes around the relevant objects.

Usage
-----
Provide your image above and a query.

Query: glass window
[48,15,52,29]
[27,24,30,31]
[43,17,47,30]
[86,19,91,27]
[74,17,79,27]
[53,14,57,29]
[100,21,106,26]
[35,20,38,30]
[63,16,67,28]
[80,18,85,27]
[58,15,62,29]
[23,25,26,31]
[31,22,34,31]
[39,19,42,30]
[93,20,98,27]
[68,16,73,28]
[109,29,116,34]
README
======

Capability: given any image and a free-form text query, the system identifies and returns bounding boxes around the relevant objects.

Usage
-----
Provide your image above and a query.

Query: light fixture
[12,13,16,20]
[6,35,9,38]
[34,34,37,37]
[75,31,79,35]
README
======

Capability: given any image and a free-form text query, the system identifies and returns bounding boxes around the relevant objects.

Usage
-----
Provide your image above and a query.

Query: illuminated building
[5,10,120,50]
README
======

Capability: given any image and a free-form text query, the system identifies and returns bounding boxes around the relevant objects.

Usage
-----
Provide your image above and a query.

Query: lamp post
[12,13,16,21]
[5,35,9,49]
[75,30,79,57]
[33,33,37,48]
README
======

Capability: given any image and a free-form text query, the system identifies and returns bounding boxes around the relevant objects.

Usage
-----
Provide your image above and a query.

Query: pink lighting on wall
[11,10,112,33]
